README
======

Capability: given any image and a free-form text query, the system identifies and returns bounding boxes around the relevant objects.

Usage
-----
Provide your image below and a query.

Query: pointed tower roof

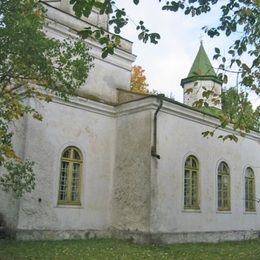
[181,42,222,87]
[188,42,216,77]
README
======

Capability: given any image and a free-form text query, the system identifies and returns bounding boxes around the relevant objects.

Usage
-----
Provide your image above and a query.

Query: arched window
[184,155,199,209]
[245,167,255,212]
[58,146,82,205]
[217,162,230,211]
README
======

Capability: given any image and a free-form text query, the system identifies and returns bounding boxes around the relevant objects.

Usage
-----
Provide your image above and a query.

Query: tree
[201,88,260,141]
[254,106,260,131]
[70,0,259,136]
[130,65,149,94]
[0,0,92,197]
[222,88,259,132]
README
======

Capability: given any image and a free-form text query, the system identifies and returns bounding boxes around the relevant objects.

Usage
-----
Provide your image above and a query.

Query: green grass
[1,238,260,260]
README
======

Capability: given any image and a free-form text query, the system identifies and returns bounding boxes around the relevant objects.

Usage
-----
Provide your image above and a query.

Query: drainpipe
[151,94,164,159]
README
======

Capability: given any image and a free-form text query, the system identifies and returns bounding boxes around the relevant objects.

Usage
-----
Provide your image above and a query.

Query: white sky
[114,1,257,104]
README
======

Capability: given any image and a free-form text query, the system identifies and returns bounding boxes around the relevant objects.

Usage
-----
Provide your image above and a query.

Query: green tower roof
[181,43,222,87]
[188,42,216,77]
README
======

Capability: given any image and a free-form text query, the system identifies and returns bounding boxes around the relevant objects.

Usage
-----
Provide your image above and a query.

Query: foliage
[0,160,35,198]
[222,88,259,132]
[201,88,260,141]
[71,0,160,58]
[130,65,149,94]
[70,0,260,136]
[1,238,260,259]
[0,0,92,197]
[254,106,260,131]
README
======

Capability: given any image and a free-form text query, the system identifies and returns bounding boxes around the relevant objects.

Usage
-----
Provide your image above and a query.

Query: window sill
[216,210,232,214]
[244,211,256,215]
[182,209,201,213]
[55,204,83,209]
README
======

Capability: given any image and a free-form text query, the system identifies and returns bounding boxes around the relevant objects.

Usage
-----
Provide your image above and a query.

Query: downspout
[151,94,164,159]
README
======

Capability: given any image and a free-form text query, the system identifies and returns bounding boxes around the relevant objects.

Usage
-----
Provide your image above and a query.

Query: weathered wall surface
[2,92,260,243]
[183,80,222,109]
[0,191,19,230]
[16,98,116,233]
[79,56,134,103]
[58,0,109,30]
[112,101,153,232]
[45,2,136,104]
[2,1,259,242]
[150,101,260,235]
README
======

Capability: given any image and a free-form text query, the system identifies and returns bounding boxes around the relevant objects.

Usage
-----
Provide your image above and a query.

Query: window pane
[218,162,230,210]
[71,163,80,202]
[191,171,197,205]
[218,175,222,208]
[59,161,69,201]
[62,149,71,159]
[245,168,255,211]
[184,156,199,209]
[191,158,197,169]
[58,147,83,205]
[184,170,190,207]
[73,150,81,160]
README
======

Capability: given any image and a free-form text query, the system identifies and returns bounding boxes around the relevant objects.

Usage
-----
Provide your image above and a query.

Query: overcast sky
[114,1,245,103]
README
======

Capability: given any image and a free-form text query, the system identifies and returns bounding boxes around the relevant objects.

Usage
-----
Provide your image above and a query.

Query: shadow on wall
[0,213,13,239]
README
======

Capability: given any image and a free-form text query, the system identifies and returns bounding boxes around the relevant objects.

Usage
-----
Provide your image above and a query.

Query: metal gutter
[151,94,164,159]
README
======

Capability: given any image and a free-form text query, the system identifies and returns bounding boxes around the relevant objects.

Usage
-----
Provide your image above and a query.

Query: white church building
[1,0,260,243]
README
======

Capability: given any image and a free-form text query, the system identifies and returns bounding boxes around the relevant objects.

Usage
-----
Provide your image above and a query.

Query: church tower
[46,0,109,30]
[181,43,222,109]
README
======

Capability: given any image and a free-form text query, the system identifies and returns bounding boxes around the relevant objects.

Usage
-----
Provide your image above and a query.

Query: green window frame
[245,167,255,212]
[58,146,82,205]
[184,155,200,209]
[217,162,230,211]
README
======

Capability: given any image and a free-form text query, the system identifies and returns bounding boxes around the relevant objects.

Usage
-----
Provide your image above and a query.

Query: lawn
[1,238,260,259]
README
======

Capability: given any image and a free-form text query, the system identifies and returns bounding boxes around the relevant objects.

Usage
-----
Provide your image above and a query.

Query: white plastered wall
[44,2,136,104]
[16,98,116,231]
[112,101,153,232]
[150,102,260,233]
[183,80,222,109]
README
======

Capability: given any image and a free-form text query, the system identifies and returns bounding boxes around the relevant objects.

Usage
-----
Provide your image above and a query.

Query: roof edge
[181,75,223,87]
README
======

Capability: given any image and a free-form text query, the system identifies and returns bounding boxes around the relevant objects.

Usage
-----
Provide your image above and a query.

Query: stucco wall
[78,56,133,103]
[2,93,260,242]
[0,191,19,230]
[183,80,222,109]
[112,103,153,232]
[45,3,136,104]
[150,101,260,234]
[16,98,116,232]
[58,0,109,30]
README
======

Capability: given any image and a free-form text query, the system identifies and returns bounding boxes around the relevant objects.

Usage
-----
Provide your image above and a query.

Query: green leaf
[138,32,144,40]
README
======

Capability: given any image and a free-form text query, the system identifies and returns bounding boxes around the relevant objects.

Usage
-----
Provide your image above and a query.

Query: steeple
[180,43,222,109]
[187,42,216,77]
[181,42,222,86]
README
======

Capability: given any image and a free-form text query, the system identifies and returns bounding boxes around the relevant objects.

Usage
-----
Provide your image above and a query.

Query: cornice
[52,96,116,117]
[42,2,136,70]
[116,97,260,142]
[45,20,136,71]
[39,95,260,142]
[181,76,223,87]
